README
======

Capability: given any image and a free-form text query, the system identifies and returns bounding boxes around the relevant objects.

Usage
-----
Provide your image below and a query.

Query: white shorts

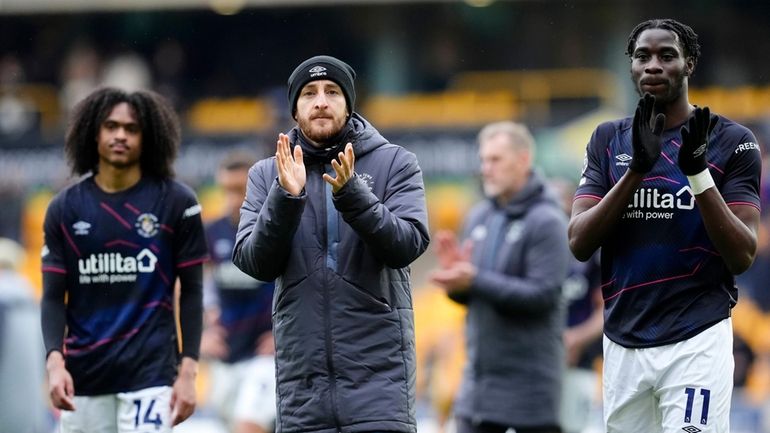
[208,355,276,430]
[60,386,172,433]
[603,318,734,433]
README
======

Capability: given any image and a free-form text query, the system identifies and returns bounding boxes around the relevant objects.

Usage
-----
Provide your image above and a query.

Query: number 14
[133,398,163,430]
[684,387,710,425]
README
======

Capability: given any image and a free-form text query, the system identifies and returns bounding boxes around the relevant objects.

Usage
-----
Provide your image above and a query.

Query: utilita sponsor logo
[77,249,158,284]
[623,186,695,220]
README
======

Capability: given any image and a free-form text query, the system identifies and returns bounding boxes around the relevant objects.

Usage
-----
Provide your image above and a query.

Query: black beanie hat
[287,55,356,118]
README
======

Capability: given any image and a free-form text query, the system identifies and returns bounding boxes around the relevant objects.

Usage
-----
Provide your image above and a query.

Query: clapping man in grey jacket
[233,55,430,433]
[431,121,570,433]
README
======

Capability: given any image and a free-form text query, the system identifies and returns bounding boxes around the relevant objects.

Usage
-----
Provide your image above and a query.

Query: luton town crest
[135,213,159,238]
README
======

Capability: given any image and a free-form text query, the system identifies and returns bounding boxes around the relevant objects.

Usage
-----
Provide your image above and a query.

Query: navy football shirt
[205,216,273,363]
[42,175,209,395]
[575,114,761,347]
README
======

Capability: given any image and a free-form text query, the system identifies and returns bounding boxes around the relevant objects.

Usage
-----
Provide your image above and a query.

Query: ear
[684,57,695,77]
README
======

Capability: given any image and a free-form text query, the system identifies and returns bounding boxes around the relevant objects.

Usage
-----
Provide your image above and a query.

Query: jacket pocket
[341,276,392,312]
[397,308,415,351]
[273,275,307,314]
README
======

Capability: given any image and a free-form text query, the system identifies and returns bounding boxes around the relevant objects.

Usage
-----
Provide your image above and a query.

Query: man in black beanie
[287,55,356,121]
[233,55,430,433]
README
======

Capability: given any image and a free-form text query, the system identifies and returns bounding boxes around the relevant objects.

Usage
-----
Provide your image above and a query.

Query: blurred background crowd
[3,0,770,432]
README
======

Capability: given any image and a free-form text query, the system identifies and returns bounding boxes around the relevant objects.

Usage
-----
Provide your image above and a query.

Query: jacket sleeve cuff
[333,175,377,211]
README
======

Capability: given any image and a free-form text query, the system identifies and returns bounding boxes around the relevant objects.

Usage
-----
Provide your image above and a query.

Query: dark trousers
[455,416,562,433]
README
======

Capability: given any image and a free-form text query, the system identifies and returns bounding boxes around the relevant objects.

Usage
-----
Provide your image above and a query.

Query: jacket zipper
[322,165,341,428]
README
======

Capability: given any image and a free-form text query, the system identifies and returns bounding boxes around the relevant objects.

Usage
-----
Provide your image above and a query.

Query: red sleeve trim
[176,256,209,269]
[727,201,760,211]
[42,266,67,274]
[574,194,603,202]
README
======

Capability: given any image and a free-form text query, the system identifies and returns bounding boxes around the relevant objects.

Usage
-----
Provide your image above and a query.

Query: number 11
[684,387,711,425]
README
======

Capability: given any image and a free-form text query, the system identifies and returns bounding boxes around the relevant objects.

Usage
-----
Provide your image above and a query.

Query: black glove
[678,106,718,176]
[629,93,666,174]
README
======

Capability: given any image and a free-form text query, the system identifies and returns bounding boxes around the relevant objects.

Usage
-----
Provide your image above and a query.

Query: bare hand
[323,142,355,193]
[429,260,477,293]
[563,328,585,367]
[47,352,76,411]
[433,230,473,268]
[170,358,197,425]
[276,133,306,196]
[434,230,461,268]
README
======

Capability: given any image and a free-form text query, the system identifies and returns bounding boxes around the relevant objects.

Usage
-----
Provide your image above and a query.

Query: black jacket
[451,171,569,427]
[233,114,430,433]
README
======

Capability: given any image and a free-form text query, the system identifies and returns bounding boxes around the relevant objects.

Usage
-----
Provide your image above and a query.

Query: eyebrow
[633,45,680,54]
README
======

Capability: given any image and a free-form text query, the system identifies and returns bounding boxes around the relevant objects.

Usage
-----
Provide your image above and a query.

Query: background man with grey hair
[431,120,569,433]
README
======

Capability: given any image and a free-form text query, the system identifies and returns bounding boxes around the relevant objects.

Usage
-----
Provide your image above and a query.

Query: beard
[297,115,346,146]
[482,182,498,197]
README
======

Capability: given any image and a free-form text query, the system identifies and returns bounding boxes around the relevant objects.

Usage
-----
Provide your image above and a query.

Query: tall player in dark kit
[41,87,209,433]
[569,19,762,433]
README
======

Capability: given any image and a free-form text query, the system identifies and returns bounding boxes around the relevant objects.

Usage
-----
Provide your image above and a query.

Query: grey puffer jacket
[233,113,429,433]
[450,170,569,428]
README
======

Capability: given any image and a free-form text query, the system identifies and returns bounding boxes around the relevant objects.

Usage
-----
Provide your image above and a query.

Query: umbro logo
[616,153,632,162]
[309,65,327,78]
[692,143,707,158]
[73,220,91,235]
[681,426,701,433]
[615,153,632,166]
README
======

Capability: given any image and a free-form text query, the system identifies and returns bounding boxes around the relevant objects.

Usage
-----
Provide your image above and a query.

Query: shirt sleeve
[574,121,617,201]
[719,125,762,209]
[41,194,68,357]
[41,194,68,275]
[173,184,209,269]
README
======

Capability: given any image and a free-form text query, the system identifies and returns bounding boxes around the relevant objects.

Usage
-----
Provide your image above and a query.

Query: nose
[114,126,127,140]
[644,56,663,74]
[313,93,329,108]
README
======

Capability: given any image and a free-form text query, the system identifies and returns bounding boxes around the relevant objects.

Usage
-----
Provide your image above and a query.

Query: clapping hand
[276,133,306,196]
[430,230,475,293]
[679,106,717,176]
[629,93,666,174]
[433,230,467,268]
